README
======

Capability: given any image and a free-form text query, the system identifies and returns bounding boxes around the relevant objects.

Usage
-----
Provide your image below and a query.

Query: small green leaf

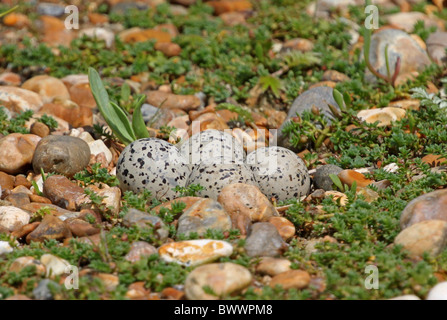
[132,95,150,139]
[329,174,344,191]
[342,91,351,109]
[88,68,136,145]
[110,101,136,143]
[333,88,345,112]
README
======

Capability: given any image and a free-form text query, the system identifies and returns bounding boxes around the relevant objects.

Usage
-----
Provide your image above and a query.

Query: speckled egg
[246,146,310,201]
[187,162,258,199]
[117,138,190,200]
[178,129,245,165]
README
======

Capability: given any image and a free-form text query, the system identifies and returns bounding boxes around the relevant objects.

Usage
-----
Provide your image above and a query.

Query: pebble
[244,222,287,257]
[389,295,421,300]
[0,133,41,174]
[0,171,15,191]
[88,140,113,164]
[2,13,30,29]
[9,256,46,275]
[161,287,185,300]
[364,29,431,85]
[426,282,447,300]
[269,270,311,290]
[122,208,169,241]
[0,241,13,256]
[217,183,278,234]
[255,257,292,276]
[68,81,97,109]
[385,12,444,33]
[177,198,232,238]
[40,254,71,277]
[184,263,252,300]
[207,0,252,15]
[0,86,43,113]
[400,189,447,229]
[95,273,120,292]
[125,241,158,263]
[5,295,32,300]
[40,99,93,128]
[357,107,406,127]
[145,91,201,111]
[37,3,65,17]
[246,146,311,201]
[43,175,87,211]
[152,196,201,217]
[118,28,172,44]
[0,206,30,232]
[33,279,60,300]
[30,122,50,138]
[79,28,115,48]
[21,75,70,103]
[426,32,447,66]
[338,170,374,189]
[159,239,233,267]
[27,215,72,243]
[5,192,30,207]
[313,164,343,191]
[32,135,91,178]
[65,218,100,237]
[268,216,295,241]
[278,87,340,150]
[282,38,314,52]
[394,220,447,257]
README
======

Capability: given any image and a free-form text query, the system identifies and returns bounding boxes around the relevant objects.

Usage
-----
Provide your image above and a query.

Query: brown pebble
[5,193,30,207]
[0,171,15,190]
[30,122,50,137]
[11,221,41,239]
[29,194,52,204]
[14,175,32,188]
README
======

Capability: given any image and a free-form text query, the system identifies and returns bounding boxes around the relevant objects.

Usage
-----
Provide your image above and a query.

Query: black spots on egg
[246,146,310,202]
[116,138,190,201]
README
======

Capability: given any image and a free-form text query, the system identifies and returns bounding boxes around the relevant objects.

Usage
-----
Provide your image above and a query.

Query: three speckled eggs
[117,130,310,201]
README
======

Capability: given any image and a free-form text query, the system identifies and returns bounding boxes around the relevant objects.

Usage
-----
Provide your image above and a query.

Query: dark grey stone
[278,87,340,151]
[33,279,60,300]
[313,164,343,191]
[37,3,65,17]
[244,222,287,257]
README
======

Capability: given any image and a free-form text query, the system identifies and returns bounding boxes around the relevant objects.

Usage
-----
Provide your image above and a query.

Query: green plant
[88,68,149,145]
[0,107,33,135]
[74,163,119,187]
[172,184,205,197]
[37,114,58,130]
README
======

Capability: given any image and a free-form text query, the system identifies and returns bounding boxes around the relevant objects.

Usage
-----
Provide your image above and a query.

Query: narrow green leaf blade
[110,101,136,143]
[132,95,150,139]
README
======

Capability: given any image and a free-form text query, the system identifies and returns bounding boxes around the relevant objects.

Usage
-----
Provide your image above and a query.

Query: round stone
[185,263,252,300]
[313,164,343,191]
[32,135,90,177]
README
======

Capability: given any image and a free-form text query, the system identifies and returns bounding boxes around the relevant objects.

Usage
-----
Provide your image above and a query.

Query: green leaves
[259,75,282,98]
[131,95,150,139]
[88,67,149,145]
